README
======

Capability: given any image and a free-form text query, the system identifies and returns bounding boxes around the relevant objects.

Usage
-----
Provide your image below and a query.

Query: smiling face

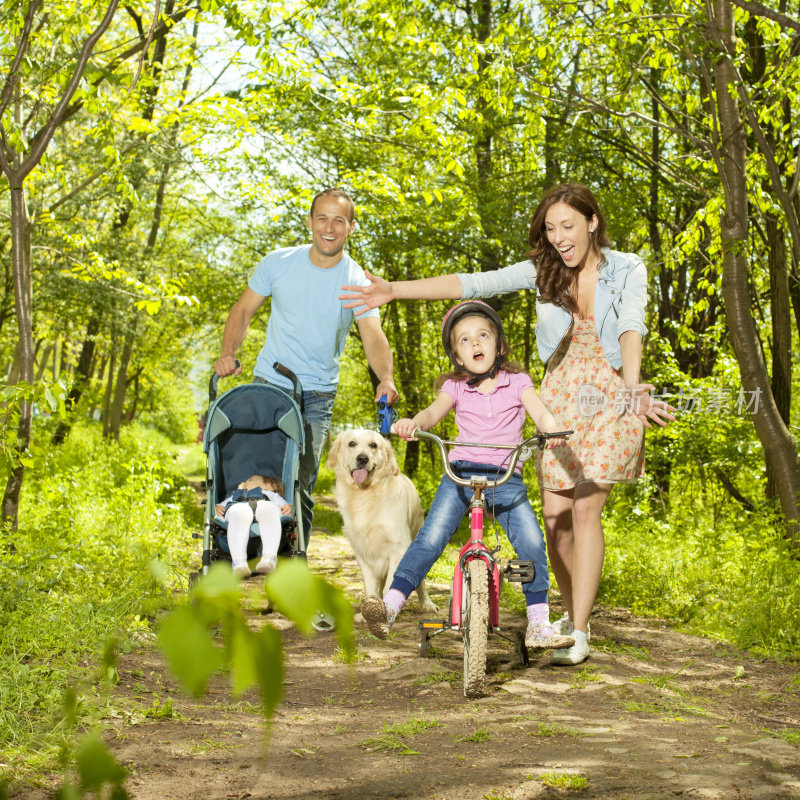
[451,314,498,373]
[307,195,356,264]
[544,201,598,270]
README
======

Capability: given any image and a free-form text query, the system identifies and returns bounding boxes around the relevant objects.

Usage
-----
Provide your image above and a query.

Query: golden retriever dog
[327,429,437,612]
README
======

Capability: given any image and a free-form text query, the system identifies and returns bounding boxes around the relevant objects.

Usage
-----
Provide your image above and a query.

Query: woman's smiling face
[451,315,498,371]
[544,201,598,269]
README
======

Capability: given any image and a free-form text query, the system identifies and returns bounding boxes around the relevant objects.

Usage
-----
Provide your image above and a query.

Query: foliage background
[1,0,800,787]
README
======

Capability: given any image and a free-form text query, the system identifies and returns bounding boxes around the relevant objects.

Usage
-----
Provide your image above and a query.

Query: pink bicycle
[408,427,572,698]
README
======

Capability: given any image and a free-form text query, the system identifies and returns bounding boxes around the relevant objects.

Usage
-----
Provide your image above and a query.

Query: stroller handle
[209,359,241,402]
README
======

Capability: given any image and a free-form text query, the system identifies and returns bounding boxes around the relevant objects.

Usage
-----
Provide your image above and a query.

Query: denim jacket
[458,249,648,370]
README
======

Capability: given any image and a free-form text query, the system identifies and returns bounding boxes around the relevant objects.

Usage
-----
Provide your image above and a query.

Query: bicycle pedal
[505,559,535,582]
[420,619,449,630]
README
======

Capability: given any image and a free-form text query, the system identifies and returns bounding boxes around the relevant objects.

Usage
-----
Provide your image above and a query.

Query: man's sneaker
[553,613,590,641]
[232,561,251,579]
[255,555,277,575]
[525,622,575,649]
[551,635,590,666]
[361,595,397,640]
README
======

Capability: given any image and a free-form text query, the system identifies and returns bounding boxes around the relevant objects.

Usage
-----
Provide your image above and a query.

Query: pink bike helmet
[440,300,509,370]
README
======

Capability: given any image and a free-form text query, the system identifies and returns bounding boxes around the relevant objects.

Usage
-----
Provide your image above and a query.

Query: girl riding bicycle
[361,301,575,650]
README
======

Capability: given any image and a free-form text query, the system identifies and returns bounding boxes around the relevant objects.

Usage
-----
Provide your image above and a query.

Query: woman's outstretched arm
[340,271,462,316]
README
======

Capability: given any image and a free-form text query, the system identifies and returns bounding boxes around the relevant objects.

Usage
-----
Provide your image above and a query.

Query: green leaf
[255,624,284,718]
[76,732,126,790]
[265,559,319,633]
[229,620,259,697]
[158,605,223,696]
[265,560,354,655]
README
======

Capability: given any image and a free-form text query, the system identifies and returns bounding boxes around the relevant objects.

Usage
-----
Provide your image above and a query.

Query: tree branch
[729,0,800,33]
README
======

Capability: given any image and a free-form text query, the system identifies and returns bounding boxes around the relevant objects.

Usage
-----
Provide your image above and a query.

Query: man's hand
[375,378,399,406]
[214,355,242,378]
[280,503,291,515]
[340,270,393,316]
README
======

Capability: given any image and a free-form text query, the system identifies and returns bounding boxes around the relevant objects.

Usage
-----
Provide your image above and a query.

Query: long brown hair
[526,183,611,313]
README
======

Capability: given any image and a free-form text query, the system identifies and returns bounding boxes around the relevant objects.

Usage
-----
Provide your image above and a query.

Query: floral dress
[535,317,644,491]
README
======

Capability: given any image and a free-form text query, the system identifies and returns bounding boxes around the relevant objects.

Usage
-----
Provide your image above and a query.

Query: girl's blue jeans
[391,460,549,605]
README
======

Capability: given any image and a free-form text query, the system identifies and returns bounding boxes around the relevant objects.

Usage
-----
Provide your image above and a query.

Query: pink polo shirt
[440,370,534,471]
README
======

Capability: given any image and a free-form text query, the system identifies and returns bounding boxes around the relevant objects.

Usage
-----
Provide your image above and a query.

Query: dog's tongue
[351,469,369,484]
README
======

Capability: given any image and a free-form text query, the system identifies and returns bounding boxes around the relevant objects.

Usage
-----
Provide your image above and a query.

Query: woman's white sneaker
[551,633,590,665]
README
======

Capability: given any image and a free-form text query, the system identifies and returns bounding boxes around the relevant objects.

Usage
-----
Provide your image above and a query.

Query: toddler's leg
[253,501,282,574]
[226,503,253,578]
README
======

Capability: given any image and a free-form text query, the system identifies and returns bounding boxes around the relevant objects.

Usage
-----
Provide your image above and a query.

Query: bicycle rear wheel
[462,557,489,698]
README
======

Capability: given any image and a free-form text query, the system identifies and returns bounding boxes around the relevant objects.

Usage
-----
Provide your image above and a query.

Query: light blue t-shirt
[248,245,379,392]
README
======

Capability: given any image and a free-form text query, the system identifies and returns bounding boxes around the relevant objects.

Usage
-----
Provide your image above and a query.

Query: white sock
[254,500,282,561]
[225,503,252,565]
[383,589,407,615]
[526,602,550,625]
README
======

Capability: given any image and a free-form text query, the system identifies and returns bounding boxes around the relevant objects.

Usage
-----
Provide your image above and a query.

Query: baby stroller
[198,362,306,576]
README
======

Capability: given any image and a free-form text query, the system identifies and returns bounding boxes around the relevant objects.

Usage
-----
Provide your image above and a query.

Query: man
[214,188,398,542]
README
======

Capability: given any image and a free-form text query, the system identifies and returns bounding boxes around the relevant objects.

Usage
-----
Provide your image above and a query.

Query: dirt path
[51,525,800,798]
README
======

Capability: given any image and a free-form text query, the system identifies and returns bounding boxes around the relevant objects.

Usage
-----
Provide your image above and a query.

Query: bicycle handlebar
[394,427,573,490]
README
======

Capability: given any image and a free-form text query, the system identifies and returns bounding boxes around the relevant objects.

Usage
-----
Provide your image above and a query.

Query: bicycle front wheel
[462,557,489,698]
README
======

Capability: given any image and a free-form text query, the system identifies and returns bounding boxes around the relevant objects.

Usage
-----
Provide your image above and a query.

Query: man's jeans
[256,379,336,545]
[392,460,549,604]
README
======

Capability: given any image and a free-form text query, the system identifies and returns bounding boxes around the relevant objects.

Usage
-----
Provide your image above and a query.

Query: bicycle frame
[451,485,501,631]
[413,429,562,630]
[409,427,573,697]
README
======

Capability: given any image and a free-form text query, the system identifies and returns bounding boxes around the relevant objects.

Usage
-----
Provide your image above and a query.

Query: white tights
[225,500,282,566]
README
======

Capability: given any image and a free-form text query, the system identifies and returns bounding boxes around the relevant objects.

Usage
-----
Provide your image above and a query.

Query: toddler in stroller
[216,474,292,578]
[200,365,306,577]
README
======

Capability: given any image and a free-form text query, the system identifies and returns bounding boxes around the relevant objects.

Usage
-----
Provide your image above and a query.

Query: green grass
[530,722,586,738]
[360,717,442,753]
[567,665,605,689]
[538,772,588,790]
[311,505,343,534]
[0,422,196,783]
[455,726,491,743]
[592,636,651,661]
[415,670,461,686]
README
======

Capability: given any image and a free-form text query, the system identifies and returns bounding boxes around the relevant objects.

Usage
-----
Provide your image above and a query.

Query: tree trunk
[710,0,800,539]
[765,214,791,427]
[2,187,33,530]
[52,313,102,445]
[107,327,135,441]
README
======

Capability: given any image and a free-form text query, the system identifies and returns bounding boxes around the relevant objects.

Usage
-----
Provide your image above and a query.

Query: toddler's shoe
[360,595,397,640]
[232,561,251,579]
[525,622,575,649]
[255,555,277,575]
[550,635,590,666]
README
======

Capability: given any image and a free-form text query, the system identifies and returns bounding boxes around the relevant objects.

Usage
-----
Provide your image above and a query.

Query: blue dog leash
[377,393,398,437]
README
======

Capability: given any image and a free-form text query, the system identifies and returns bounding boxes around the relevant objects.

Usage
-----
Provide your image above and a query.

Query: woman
[341,183,674,665]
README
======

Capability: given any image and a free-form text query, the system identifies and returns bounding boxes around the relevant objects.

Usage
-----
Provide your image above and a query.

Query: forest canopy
[1,0,799,604]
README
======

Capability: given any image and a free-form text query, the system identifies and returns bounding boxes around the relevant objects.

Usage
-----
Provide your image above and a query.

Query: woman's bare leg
[541,488,576,619]
[569,482,613,633]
